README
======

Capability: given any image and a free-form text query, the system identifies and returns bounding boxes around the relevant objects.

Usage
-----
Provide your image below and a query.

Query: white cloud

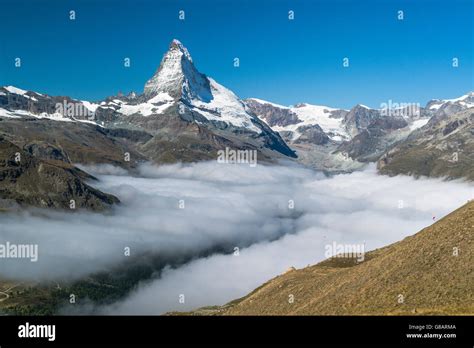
[99,164,474,314]
[0,162,472,314]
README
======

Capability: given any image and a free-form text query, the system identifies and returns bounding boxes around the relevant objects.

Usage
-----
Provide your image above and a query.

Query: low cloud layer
[0,162,472,314]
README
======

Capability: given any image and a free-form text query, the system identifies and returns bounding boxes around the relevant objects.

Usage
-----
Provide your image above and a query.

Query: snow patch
[247,98,348,141]
[0,108,20,118]
[4,86,27,95]
[81,101,99,113]
[148,92,174,104]
[191,79,261,133]
[287,104,348,141]
[409,118,430,131]
[117,102,173,116]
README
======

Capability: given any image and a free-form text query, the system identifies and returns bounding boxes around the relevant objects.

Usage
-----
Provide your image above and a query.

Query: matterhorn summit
[143,39,212,103]
[0,39,297,162]
[143,39,272,133]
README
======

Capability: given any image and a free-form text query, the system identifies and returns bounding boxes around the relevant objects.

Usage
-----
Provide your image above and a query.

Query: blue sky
[0,0,472,109]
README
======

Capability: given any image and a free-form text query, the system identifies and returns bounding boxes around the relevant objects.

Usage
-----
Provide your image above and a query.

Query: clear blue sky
[0,0,472,109]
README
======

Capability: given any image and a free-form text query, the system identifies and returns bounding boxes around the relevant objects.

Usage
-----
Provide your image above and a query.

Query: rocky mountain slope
[0,40,299,209]
[1,39,472,179]
[0,137,119,210]
[245,92,474,176]
[244,98,423,172]
[0,40,295,167]
[378,107,474,180]
[181,200,474,315]
[0,117,148,168]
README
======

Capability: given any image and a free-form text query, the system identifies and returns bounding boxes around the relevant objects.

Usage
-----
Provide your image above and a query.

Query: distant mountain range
[245,92,474,174]
[0,39,473,209]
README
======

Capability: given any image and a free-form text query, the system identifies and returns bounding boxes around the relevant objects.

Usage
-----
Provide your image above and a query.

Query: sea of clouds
[0,161,472,314]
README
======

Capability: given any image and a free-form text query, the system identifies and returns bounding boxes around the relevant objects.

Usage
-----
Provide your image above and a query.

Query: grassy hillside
[182,200,474,315]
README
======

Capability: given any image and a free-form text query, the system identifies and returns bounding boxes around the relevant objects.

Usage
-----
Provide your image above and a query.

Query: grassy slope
[183,200,474,315]
[2,197,472,316]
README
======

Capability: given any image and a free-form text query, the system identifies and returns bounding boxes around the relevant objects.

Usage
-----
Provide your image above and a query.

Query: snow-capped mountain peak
[1,40,270,135]
[245,98,350,141]
[427,91,474,110]
[4,86,28,95]
[142,39,263,133]
[170,39,193,62]
[143,39,212,103]
[444,91,474,103]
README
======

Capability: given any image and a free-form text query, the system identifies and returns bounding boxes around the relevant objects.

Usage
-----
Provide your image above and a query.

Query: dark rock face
[329,109,350,119]
[0,137,119,210]
[368,116,408,131]
[442,119,466,136]
[244,99,301,127]
[343,105,382,136]
[293,124,330,145]
[23,141,71,163]
[337,116,409,162]
[102,128,153,144]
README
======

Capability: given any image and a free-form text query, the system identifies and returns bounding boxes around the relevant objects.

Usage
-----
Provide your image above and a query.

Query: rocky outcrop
[0,137,119,210]
[23,141,72,163]
[337,116,409,162]
[293,124,330,145]
[244,99,301,127]
[343,104,382,137]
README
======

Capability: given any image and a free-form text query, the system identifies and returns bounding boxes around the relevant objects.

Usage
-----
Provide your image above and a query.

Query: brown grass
[186,201,474,315]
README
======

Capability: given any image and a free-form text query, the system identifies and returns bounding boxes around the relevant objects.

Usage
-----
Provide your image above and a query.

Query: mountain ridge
[0,39,297,170]
[1,39,473,179]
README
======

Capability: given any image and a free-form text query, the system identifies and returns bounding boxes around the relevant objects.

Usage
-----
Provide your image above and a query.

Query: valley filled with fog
[0,162,472,314]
